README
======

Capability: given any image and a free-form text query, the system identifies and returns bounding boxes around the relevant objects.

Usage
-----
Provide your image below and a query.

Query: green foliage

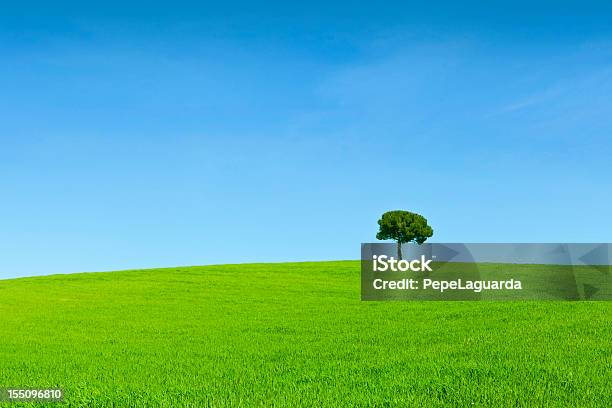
[376,210,433,244]
[0,262,610,407]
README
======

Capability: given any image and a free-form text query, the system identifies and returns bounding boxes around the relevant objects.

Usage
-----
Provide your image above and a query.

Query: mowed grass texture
[0,262,610,407]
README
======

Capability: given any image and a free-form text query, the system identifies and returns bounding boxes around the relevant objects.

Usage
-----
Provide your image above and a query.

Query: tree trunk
[397,241,402,260]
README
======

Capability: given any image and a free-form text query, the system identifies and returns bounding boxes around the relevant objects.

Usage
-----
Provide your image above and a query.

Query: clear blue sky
[2,1,612,278]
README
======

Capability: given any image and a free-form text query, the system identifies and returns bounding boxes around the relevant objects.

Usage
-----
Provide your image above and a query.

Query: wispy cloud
[496,87,565,114]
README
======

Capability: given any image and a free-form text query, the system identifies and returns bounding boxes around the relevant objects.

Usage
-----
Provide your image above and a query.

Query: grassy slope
[0,261,610,407]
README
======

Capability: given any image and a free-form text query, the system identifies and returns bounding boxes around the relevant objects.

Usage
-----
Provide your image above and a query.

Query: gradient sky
[2,2,612,278]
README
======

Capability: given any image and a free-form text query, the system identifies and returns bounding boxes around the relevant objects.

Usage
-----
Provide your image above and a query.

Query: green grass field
[0,261,610,407]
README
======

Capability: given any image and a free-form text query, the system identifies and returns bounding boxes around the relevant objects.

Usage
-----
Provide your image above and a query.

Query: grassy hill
[0,261,610,407]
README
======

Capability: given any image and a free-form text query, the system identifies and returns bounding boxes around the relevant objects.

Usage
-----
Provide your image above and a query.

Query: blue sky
[2,2,612,277]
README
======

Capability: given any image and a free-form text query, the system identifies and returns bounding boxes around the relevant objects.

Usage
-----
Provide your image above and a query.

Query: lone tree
[376,210,433,259]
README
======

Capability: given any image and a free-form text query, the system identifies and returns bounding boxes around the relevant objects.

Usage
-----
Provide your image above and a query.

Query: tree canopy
[376,210,433,258]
